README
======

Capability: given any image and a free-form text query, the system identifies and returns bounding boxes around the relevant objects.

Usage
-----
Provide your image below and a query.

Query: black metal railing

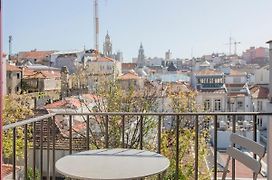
[2,112,270,180]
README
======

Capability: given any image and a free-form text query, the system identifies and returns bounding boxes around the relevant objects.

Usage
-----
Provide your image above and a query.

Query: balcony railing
[2,112,271,180]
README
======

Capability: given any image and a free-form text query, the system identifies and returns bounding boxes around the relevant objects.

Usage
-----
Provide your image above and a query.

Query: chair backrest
[222,133,266,180]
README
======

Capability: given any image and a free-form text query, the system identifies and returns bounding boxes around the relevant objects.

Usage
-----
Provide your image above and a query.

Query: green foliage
[86,79,158,149]
[26,168,40,180]
[3,94,34,158]
[160,90,211,180]
[161,129,210,180]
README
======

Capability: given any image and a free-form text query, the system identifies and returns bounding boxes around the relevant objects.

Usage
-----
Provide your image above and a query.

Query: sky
[3,0,272,61]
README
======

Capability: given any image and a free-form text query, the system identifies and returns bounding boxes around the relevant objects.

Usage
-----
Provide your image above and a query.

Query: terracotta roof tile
[23,68,36,76]
[117,71,141,80]
[228,92,246,97]
[6,64,21,72]
[195,69,224,76]
[19,50,55,60]
[93,56,114,62]
[3,164,20,177]
[45,97,83,109]
[250,85,269,99]
[225,83,246,88]
[122,63,137,69]
[23,70,60,79]
[229,69,247,76]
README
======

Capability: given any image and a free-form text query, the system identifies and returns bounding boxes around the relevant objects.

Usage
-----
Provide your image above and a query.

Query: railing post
[194,115,199,180]
[40,119,44,179]
[69,115,72,154]
[105,115,109,148]
[0,0,3,178]
[86,115,90,150]
[52,116,56,180]
[122,115,125,148]
[214,115,218,180]
[268,115,272,180]
[24,124,28,179]
[140,115,143,150]
[12,128,16,180]
[232,115,236,180]
[175,115,180,180]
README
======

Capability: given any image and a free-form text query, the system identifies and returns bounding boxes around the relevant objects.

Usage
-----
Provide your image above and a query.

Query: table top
[55,148,170,180]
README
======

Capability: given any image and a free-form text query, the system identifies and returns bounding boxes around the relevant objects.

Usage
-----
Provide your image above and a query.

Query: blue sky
[3,0,272,61]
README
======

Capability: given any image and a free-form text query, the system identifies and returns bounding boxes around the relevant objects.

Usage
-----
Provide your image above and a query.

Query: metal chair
[222,133,266,180]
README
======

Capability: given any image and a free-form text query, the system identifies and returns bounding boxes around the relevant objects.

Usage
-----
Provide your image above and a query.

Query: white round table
[55,148,170,180]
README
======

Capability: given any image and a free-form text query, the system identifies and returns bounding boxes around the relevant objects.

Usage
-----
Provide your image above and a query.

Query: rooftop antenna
[225,36,233,55]
[94,0,99,52]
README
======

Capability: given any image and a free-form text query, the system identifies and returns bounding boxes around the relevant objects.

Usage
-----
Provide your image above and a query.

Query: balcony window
[257,101,263,111]
[204,99,210,111]
[214,99,221,111]
[237,101,243,109]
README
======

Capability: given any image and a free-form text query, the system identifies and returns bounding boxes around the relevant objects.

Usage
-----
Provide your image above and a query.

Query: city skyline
[3,0,272,61]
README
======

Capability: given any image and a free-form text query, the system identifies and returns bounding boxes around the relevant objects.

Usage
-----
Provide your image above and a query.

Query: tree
[160,90,210,180]
[3,94,34,159]
[73,79,159,149]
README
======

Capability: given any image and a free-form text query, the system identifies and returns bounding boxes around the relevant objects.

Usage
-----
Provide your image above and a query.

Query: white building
[254,65,269,85]
[86,56,122,91]
[50,50,84,74]
[192,69,227,116]
[250,85,270,129]
[225,69,248,84]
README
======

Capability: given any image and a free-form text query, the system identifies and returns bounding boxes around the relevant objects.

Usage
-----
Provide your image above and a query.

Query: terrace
[2,112,272,179]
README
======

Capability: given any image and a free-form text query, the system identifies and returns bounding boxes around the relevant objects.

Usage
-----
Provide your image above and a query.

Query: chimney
[267,40,272,102]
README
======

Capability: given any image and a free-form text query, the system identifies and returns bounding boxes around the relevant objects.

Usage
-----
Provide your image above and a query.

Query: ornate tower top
[103,31,112,57]
[138,43,145,68]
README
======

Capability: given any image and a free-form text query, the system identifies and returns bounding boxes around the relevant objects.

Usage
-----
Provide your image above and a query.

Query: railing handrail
[3,113,56,131]
[56,112,269,116]
[3,111,272,131]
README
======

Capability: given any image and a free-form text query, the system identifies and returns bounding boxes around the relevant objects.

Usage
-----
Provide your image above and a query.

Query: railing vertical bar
[52,116,56,180]
[232,115,236,180]
[157,115,162,180]
[253,114,257,178]
[194,115,199,180]
[122,115,125,148]
[105,115,109,148]
[214,115,218,180]
[40,119,44,179]
[158,115,162,154]
[47,118,51,180]
[86,115,90,150]
[12,128,16,180]
[33,122,36,180]
[175,115,180,180]
[140,115,143,150]
[69,115,72,154]
[24,124,28,179]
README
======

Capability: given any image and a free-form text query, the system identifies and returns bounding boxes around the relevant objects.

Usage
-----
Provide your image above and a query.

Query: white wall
[225,75,247,84]
[255,66,269,84]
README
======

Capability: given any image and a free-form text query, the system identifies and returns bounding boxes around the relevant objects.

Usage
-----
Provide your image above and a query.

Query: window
[204,99,210,111]
[237,101,243,108]
[17,73,20,79]
[257,101,263,111]
[8,72,12,79]
[16,86,20,92]
[214,99,221,111]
